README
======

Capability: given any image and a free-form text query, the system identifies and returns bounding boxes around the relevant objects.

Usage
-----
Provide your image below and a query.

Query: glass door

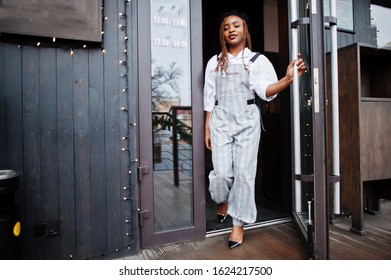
[290,0,329,259]
[291,0,314,253]
[136,0,204,248]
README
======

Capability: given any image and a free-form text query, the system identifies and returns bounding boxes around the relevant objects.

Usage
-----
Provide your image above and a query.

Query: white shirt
[203,48,278,112]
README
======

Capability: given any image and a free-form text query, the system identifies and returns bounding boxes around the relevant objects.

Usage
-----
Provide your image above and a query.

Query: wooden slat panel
[1,44,25,258]
[72,49,92,259]
[22,46,43,259]
[56,48,77,260]
[88,50,108,257]
[0,43,4,168]
[124,5,139,252]
[2,43,23,202]
[39,48,60,259]
[338,45,363,232]
[360,102,391,180]
[103,0,122,258]
[2,44,23,171]
[119,1,134,254]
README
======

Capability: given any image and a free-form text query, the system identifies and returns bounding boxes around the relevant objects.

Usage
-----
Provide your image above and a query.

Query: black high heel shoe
[217,213,227,223]
[228,240,242,249]
[216,202,228,223]
[228,226,243,249]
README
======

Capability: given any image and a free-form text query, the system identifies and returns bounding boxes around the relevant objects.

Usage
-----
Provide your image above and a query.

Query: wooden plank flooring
[154,171,192,231]
[329,199,391,260]
[127,221,308,260]
[136,221,307,260]
[125,200,391,260]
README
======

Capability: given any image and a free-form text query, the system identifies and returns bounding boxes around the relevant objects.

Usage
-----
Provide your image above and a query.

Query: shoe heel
[228,240,242,249]
[217,214,227,223]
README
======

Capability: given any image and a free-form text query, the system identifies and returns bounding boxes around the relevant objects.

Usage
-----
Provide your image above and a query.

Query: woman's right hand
[205,111,212,150]
[205,128,211,150]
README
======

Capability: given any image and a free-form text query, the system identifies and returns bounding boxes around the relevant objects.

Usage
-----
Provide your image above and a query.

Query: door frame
[309,0,329,260]
[289,0,329,259]
[136,0,205,249]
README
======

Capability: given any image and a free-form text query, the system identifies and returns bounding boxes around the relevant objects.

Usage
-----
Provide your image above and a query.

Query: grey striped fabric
[209,64,261,226]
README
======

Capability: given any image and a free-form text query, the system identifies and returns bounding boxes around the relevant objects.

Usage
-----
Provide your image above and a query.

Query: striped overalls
[209,55,261,227]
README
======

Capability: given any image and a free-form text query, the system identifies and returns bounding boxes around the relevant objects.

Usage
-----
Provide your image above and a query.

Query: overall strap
[250,52,261,63]
[250,52,265,132]
[216,53,260,62]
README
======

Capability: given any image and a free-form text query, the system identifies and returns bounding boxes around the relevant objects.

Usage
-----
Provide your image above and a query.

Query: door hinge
[138,210,150,227]
[137,166,149,182]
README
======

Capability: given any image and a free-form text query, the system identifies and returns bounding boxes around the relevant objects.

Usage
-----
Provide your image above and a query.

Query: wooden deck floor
[126,200,391,260]
[329,199,391,260]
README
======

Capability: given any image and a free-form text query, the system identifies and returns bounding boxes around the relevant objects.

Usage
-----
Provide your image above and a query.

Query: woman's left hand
[265,53,308,97]
[286,53,307,80]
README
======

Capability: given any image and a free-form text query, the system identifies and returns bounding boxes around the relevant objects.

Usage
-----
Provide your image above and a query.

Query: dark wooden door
[137,0,205,248]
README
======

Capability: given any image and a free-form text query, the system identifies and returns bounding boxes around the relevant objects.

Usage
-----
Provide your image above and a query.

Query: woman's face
[223,15,245,49]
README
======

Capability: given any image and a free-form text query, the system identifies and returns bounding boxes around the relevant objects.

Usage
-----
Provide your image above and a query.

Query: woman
[204,10,306,249]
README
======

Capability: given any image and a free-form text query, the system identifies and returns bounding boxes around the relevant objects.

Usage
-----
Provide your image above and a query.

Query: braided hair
[216,10,252,74]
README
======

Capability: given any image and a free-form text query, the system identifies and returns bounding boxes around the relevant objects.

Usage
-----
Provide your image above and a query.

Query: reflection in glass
[324,0,353,31]
[150,0,193,232]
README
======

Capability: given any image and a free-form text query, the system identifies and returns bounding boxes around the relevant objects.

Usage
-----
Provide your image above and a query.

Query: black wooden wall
[0,1,138,259]
[0,0,377,260]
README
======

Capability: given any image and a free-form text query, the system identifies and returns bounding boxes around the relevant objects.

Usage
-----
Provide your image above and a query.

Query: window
[371,4,391,47]
[324,0,354,31]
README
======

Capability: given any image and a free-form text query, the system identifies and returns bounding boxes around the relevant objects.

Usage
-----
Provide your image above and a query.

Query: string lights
[119,0,136,249]
[63,0,136,257]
